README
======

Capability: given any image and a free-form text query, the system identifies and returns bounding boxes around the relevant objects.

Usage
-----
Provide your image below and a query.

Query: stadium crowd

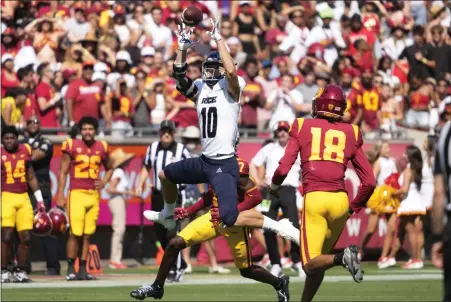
[1,0,450,137]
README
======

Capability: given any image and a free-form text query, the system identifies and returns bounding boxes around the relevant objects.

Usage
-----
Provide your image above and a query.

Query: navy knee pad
[220,208,239,227]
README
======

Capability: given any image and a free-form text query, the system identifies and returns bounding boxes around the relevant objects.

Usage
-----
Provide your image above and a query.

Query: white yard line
[2,273,442,289]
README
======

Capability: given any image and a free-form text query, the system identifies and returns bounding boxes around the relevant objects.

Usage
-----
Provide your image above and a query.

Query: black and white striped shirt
[143,141,191,191]
[434,121,451,212]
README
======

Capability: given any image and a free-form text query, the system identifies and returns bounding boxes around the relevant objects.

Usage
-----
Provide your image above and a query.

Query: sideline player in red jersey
[131,158,291,302]
[1,126,46,283]
[270,84,376,302]
[56,116,113,281]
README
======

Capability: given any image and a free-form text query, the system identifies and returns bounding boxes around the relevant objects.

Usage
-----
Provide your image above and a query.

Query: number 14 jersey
[194,76,246,160]
[62,138,109,190]
[1,144,32,193]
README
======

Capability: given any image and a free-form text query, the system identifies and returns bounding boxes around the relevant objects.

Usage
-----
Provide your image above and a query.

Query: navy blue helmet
[202,51,224,86]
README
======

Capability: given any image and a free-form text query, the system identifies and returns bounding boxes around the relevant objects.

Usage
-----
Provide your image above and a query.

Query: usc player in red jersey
[131,158,291,302]
[270,84,376,302]
[1,126,46,283]
[56,116,113,281]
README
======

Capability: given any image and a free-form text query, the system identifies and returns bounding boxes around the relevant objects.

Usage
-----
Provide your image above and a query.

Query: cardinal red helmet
[48,208,69,237]
[311,84,347,119]
[33,211,53,237]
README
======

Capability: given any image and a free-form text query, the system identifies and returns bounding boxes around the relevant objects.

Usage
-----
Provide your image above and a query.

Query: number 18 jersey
[194,76,246,160]
[62,138,109,190]
[290,118,362,193]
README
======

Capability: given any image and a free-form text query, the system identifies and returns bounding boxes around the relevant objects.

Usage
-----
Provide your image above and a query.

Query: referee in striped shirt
[136,120,190,280]
[431,120,451,302]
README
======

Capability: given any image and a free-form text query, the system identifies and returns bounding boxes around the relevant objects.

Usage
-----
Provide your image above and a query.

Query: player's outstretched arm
[173,23,200,103]
[350,146,376,213]
[207,17,240,101]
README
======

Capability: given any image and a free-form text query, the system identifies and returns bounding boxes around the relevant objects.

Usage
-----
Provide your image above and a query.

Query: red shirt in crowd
[409,92,430,111]
[35,81,58,128]
[348,28,376,56]
[241,78,265,128]
[23,93,36,122]
[362,13,380,35]
[1,69,19,97]
[65,78,103,123]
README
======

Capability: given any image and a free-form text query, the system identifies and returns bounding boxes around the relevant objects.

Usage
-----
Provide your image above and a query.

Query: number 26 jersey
[62,138,109,190]
[194,76,246,160]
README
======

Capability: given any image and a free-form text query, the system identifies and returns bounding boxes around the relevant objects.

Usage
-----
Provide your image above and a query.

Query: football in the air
[181,6,203,26]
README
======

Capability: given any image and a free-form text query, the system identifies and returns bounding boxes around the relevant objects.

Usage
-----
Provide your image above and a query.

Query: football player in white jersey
[142,16,246,231]
[141,15,299,256]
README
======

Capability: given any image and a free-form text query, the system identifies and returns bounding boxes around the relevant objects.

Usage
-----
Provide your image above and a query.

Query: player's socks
[67,258,75,273]
[161,202,176,218]
[333,253,344,266]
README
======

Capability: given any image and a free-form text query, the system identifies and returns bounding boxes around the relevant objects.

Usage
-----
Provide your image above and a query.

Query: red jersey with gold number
[61,138,109,190]
[353,83,381,130]
[1,144,32,193]
[272,118,375,212]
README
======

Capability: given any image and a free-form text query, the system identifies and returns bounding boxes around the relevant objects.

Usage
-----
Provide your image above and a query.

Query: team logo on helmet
[328,104,334,111]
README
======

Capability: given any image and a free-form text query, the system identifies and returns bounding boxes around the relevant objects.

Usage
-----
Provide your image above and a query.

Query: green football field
[2,263,444,301]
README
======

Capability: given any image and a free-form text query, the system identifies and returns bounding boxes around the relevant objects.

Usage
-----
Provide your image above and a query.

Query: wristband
[34,190,44,203]
[270,183,280,191]
[422,58,427,64]
[431,233,443,244]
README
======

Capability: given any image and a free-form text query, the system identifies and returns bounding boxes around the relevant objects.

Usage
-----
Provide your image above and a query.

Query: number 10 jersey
[194,76,246,160]
[61,138,109,190]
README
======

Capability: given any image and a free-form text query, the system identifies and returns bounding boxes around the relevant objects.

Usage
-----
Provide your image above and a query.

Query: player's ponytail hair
[406,145,423,190]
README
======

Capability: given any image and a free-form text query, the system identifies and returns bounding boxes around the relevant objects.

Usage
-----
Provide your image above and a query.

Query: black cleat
[276,274,290,302]
[130,284,164,300]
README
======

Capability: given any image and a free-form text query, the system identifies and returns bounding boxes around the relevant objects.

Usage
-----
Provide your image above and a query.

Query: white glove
[176,23,197,51]
[206,17,222,42]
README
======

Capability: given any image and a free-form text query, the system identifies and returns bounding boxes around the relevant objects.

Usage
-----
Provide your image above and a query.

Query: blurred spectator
[149,78,168,129]
[109,78,135,137]
[107,50,135,90]
[398,25,434,80]
[113,4,131,49]
[427,25,451,81]
[300,69,322,101]
[25,17,67,65]
[65,61,110,129]
[405,1,428,26]
[35,62,62,129]
[305,6,346,67]
[220,18,234,41]
[1,87,28,127]
[227,37,247,69]
[132,69,154,133]
[146,6,174,60]
[347,13,376,58]
[265,15,289,59]
[405,76,435,130]
[233,1,261,57]
[64,2,90,43]
[1,54,19,97]
[381,25,412,61]
[279,6,309,64]
[241,58,265,132]
[266,74,304,129]
[255,60,278,130]
[1,28,20,56]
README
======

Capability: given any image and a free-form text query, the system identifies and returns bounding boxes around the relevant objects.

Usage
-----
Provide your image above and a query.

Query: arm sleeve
[185,187,214,216]
[350,132,377,213]
[61,139,72,156]
[272,120,301,185]
[237,187,262,212]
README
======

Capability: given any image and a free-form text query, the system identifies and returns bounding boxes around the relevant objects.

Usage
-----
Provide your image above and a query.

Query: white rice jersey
[192,76,246,159]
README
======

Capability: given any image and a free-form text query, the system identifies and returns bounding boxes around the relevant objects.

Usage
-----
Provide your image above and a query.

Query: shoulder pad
[23,143,32,156]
